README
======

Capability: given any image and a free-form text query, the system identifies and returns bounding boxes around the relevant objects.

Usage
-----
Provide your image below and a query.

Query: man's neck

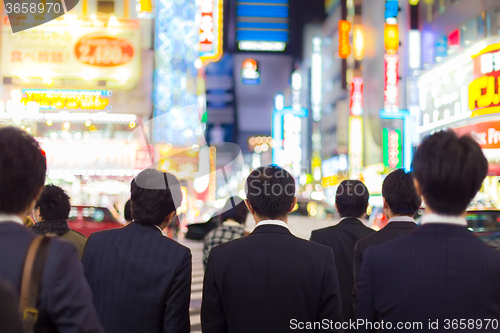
[387,213,413,220]
[424,206,466,218]
[253,215,287,224]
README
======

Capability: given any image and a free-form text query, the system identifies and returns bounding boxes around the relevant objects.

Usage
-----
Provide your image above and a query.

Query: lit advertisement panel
[199,0,224,64]
[383,128,402,169]
[348,116,363,177]
[236,0,289,52]
[154,0,199,145]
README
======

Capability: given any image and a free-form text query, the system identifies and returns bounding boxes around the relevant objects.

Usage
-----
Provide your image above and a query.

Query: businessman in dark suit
[0,279,23,333]
[310,180,374,328]
[202,165,343,333]
[83,169,191,333]
[0,126,103,333]
[352,169,421,306]
[357,130,500,332]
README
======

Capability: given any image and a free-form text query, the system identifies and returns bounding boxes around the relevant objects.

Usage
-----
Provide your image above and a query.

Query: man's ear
[413,178,422,196]
[383,197,389,211]
[244,199,255,215]
[163,211,176,226]
[25,186,44,216]
[288,197,298,213]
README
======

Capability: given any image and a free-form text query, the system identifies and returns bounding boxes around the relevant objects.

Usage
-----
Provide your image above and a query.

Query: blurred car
[466,210,500,251]
[68,206,124,237]
[289,199,335,219]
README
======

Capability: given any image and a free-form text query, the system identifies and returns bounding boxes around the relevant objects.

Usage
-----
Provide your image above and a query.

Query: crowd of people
[1,125,500,333]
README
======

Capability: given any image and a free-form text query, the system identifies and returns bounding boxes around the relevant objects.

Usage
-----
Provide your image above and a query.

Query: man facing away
[203,196,248,269]
[310,180,375,328]
[357,130,500,332]
[202,165,343,333]
[0,126,103,332]
[83,169,191,333]
[32,184,87,260]
[352,169,421,305]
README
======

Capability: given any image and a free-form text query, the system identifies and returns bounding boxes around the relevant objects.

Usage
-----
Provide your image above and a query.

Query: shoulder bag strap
[19,236,53,333]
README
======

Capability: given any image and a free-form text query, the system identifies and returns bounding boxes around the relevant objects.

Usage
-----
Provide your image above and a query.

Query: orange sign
[384,23,399,54]
[338,20,351,59]
[469,44,500,117]
[75,36,135,67]
[455,120,500,149]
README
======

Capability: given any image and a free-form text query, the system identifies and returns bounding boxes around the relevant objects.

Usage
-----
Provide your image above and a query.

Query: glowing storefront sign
[380,109,412,172]
[338,20,351,59]
[353,25,365,61]
[384,54,399,112]
[350,77,363,116]
[455,120,500,149]
[469,44,500,117]
[22,89,112,111]
[1,17,141,88]
[383,128,402,169]
[136,0,154,19]
[311,37,322,121]
[348,116,363,177]
[384,23,399,54]
[241,58,260,85]
[199,0,224,64]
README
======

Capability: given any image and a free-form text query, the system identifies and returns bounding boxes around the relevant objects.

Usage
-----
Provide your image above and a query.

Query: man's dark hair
[35,185,71,221]
[335,180,369,218]
[245,165,295,220]
[130,169,182,226]
[220,197,248,224]
[382,169,422,217]
[412,130,488,215]
[0,127,46,214]
[124,199,132,222]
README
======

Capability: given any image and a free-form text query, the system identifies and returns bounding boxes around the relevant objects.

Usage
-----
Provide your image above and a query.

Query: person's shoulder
[66,229,87,241]
[311,224,337,235]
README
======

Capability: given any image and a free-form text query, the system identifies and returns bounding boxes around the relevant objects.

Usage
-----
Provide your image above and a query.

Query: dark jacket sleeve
[0,279,24,333]
[164,248,192,333]
[201,249,228,333]
[45,241,104,333]
[318,248,344,332]
[356,247,377,333]
[352,241,363,312]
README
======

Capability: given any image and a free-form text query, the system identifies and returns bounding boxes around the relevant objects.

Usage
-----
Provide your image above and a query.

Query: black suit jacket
[82,222,192,333]
[0,279,23,333]
[357,224,500,333]
[352,221,417,307]
[202,224,343,333]
[310,218,375,325]
[0,222,103,333]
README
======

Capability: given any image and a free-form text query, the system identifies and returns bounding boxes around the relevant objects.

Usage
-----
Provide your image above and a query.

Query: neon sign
[384,23,399,54]
[383,128,402,169]
[241,59,260,85]
[349,116,363,177]
[21,89,112,111]
[350,77,363,116]
[469,44,500,117]
[199,0,224,64]
[353,25,365,61]
[338,20,351,59]
[384,54,399,112]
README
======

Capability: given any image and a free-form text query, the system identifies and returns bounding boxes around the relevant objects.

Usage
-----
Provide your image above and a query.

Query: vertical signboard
[199,0,224,64]
[383,128,402,168]
[384,54,399,112]
[348,116,363,177]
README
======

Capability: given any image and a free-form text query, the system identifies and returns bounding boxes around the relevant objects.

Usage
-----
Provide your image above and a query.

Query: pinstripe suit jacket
[83,222,192,333]
[357,224,500,333]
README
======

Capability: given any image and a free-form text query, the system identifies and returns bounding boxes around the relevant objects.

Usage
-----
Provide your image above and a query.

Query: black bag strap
[19,236,53,333]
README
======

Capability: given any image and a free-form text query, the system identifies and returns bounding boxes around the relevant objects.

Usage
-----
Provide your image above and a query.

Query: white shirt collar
[155,225,164,234]
[421,213,467,226]
[388,216,416,223]
[0,214,24,225]
[255,219,289,230]
[339,216,364,223]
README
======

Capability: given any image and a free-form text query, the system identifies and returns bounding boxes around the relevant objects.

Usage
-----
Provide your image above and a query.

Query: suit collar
[339,217,364,225]
[413,223,474,237]
[384,221,417,229]
[251,224,292,235]
[0,221,31,232]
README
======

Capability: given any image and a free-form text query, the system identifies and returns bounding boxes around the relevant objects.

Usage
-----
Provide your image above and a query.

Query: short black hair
[35,185,71,221]
[0,127,46,214]
[412,130,488,215]
[245,165,295,220]
[335,180,369,218]
[124,199,132,222]
[382,169,422,217]
[130,169,182,226]
[220,197,248,224]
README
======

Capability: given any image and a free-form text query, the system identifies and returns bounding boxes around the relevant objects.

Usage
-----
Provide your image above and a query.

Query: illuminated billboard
[383,128,402,169]
[199,0,224,64]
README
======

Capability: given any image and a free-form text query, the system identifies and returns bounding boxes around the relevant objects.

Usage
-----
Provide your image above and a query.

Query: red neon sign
[384,54,399,111]
[350,77,363,116]
[338,20,351,59]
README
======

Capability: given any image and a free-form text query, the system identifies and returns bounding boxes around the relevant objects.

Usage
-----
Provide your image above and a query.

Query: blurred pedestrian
[310,179,374,330]
[0,126,103,333]
[357,130,500,332]
[202,165,343,333]
[202,196,248,269]
[352,169,421,309]
[124,199,132,224]
[31,185,87,260]
[83,169,191,333]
